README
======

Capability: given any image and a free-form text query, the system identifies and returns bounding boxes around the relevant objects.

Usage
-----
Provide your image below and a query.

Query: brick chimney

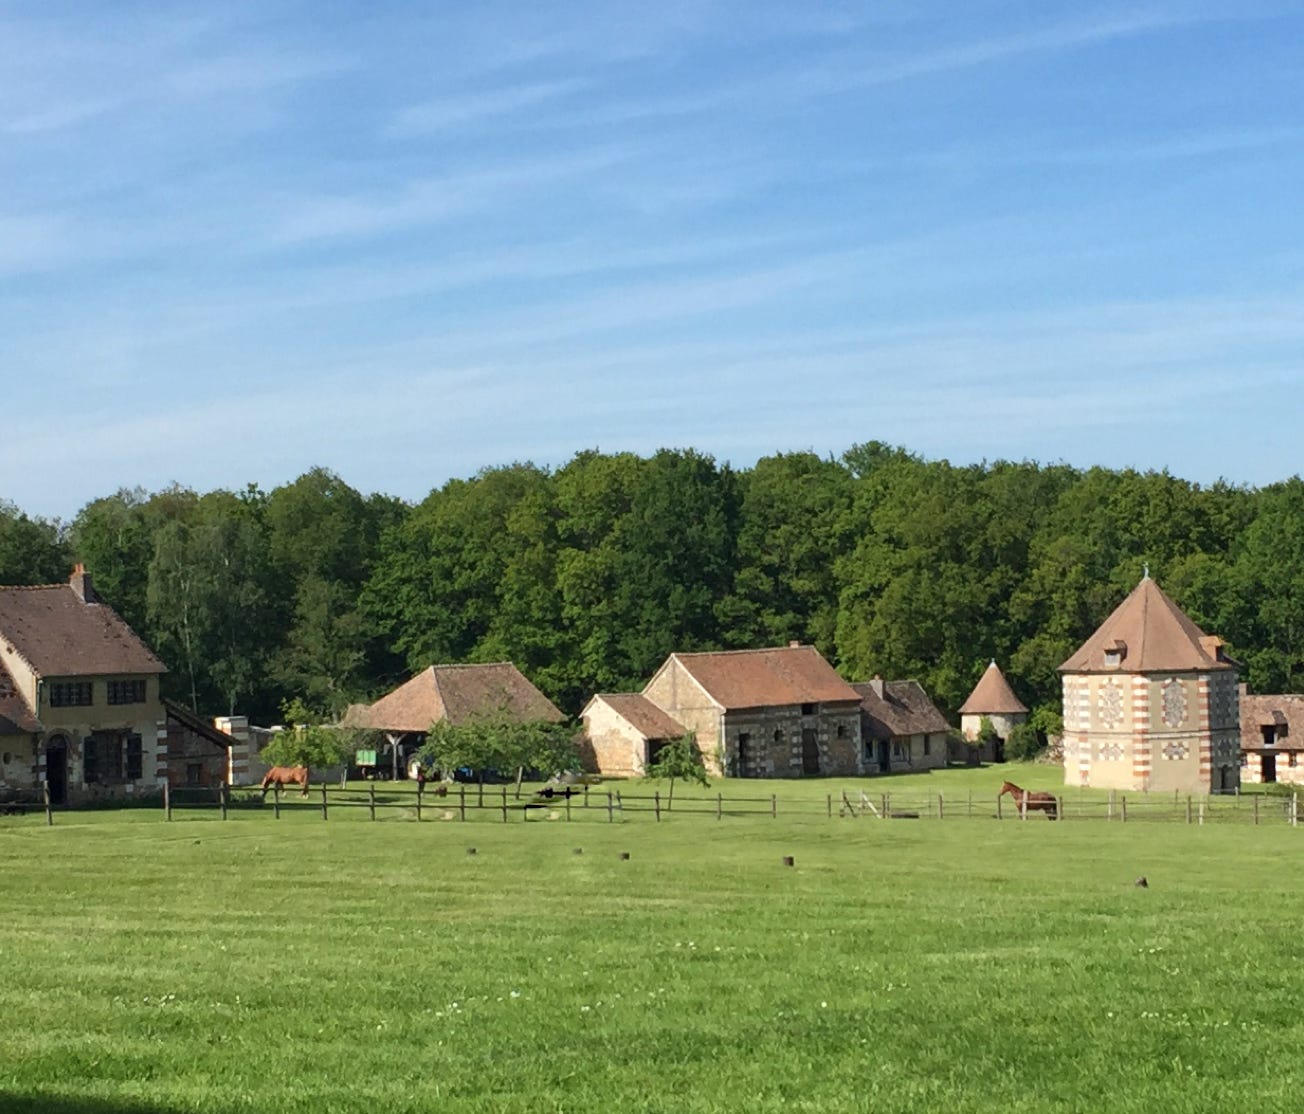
[788,640,801,648]
[69,563,97,603]
[869,675,885,700]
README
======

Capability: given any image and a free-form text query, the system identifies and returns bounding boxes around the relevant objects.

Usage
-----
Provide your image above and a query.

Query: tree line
[3,445,1302,729]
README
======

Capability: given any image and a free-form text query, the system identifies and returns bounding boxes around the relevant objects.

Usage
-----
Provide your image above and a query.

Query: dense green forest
[3,444,1302,727]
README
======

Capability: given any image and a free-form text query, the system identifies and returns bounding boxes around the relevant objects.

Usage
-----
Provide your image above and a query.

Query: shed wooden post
[368,781,375,821]
[501,785,508,823]
[220,783,228,821]
[771,794,777,819]
[415,780,422,822]
[1254,794,1260,826]
[321,782,328,821]
[44,781,53,826]
[459,784,466,822]
[996,793,1002,821]
[716,792,722,821]
[607,792,614,823]
[273,782,281,820]
[654,791,661,822]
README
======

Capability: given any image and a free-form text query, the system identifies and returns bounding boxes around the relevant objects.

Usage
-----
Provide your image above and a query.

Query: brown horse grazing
[262,766,310,797]
[999,780,1059,820]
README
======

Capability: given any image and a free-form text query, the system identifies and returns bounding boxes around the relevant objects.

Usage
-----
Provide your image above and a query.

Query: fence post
[827,793,832,819]
[459,784,466,822]
[967,790,972,818]
[607,792,613,823]
[1120,796,1126,823]
[881,792,888,819]
[368,781,375,822]
[501,785,508,823]
[219,783,228,821]
[771,794,777,819]
[938,794,944,820]
[1186,796,1192,825]
[321,782,328,821]
[716,792,722,821]
[1254,794,1260,826]
[566,791,571,822]
[583,785,589,809]
[44,781,53,826]
[884,792,891,819]
[273,782,281,820]
[1020,794,1027,821]
[1199,800,1205,826]
[996,793,1002,821]
[415,780,422,823]
[654,791,661,822]
[1294,792,1299,828]
[1108,789,1114,821]
[478,782,484,810]
[1057,796,1064,820]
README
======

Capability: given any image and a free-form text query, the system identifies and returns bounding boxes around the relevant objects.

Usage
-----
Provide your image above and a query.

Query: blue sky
[4,1,1303,519]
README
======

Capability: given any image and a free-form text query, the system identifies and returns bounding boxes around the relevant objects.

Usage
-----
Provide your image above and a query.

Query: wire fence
[7,781,1300,828]
[138,781,1304,828]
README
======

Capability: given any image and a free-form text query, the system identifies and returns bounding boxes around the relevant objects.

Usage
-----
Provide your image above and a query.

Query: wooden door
[1262,754,1277,783]
[801,729,820,774]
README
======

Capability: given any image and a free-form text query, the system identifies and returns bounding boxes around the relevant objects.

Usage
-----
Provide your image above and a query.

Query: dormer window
[1262,726,1277,747]
[1103,640,1127,668]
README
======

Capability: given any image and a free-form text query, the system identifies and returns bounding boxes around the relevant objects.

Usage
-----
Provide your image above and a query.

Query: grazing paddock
[2,769,1302,1113]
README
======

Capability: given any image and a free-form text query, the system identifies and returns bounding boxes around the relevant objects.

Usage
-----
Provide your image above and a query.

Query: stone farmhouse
[1060,574,1240,794]
[626,644,865,777]
[0,566,166,804]
[579,693,688,778]
[852,677,951,773]
[1238,689,1304,787]
[958,660,1029,764]
[349,662,565,778]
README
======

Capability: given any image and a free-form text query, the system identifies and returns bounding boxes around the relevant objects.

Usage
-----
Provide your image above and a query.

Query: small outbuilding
[958,660,1028,763]
[350,662,565,778]
[580,693,688,777]
[853,677,951,773]
[1239,689,1304,787]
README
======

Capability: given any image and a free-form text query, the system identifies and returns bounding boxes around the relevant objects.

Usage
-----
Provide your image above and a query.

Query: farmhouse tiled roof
[665,645,861,710]
[0,658,40,735]
[586,693,687,740]
[0,576,164,679]
[356,663,564,733]
[959,661,1028,715]
[1059,576,1233,674]
[1240,693,1304,752]
[854,679,951,740]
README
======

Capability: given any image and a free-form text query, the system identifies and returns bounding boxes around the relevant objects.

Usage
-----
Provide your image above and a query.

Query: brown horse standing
[999,780,1059,820]
[262,766,310,797]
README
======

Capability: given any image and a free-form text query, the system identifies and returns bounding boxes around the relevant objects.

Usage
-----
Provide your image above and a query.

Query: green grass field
[3,764,1302,1113]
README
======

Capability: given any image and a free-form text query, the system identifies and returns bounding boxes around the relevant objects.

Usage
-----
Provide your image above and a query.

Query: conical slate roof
[1059,576,1232,674]
[959,661,1028,715]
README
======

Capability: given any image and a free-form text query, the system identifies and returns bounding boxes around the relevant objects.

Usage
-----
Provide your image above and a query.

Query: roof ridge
[675,645,809,658]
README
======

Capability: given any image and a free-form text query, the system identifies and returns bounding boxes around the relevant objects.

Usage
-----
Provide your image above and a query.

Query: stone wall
[581,700,647,777]
[717,702,862,778]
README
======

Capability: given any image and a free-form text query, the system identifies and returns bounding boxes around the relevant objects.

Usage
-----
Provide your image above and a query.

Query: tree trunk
[515,766,525,799]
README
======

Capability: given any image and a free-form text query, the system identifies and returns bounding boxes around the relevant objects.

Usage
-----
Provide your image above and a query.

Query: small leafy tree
[258,698,372,781]
[418,715,579,794]
[647,734,708,809]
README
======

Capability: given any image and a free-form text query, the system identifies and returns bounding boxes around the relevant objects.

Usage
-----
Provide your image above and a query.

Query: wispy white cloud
[388,78,588,136]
